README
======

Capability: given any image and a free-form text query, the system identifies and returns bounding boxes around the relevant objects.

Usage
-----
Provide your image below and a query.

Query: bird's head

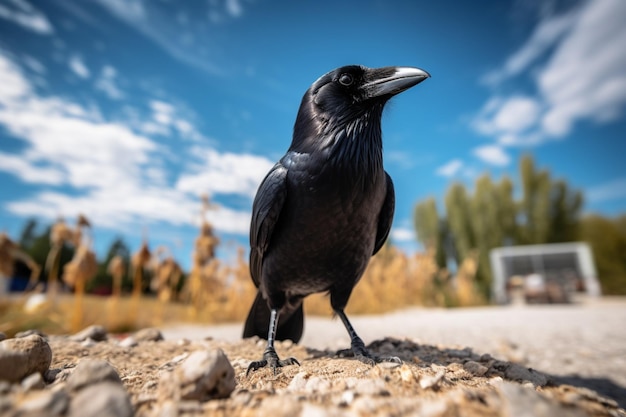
[291,65,429,153]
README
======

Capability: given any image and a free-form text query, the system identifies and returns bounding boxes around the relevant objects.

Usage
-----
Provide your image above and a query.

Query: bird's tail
[242,291,304,343]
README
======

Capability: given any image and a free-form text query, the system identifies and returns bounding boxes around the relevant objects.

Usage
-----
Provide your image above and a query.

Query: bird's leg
[246,308,300,375]
[335,309,401,365]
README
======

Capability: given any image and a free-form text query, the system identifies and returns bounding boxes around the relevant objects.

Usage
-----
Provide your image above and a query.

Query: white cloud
[390,227,415,243]
[586,177,626,203]
[472,0,626,151]
[0,50,266,236]
[473,145,510,166]
[226,0,243,17]
[436,159,463,177]
[69,55,90,79]
[0,0,54,35]
[94,65,124,99]
[474,96,541,136]
[538,0,626,137]
[482,7,581,86]
[177,148,274,198]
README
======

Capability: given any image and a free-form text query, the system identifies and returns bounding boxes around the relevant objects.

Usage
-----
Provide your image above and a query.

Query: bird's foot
[336,338,402,366]
[246,346,300,376]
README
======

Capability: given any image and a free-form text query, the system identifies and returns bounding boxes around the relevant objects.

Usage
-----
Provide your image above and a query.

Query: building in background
[490,243,601,304]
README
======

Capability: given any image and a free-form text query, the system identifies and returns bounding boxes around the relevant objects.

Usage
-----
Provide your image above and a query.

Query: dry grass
[0,245,485,337]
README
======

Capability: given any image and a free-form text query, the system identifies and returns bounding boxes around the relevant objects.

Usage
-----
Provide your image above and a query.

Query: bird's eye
[338,73,353,86]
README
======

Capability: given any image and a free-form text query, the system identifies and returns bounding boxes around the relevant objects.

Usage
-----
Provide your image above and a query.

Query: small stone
[419,370,446,390]
[463,361,489,376]
[447,347,472,358]
[21,372,45,390]
[133,328,164,342]
[70,325,107,342]
[496,381,587,417]
[16,388,69,416]
[15,329,47,339]
[503,363,548,387]
[68,382,133,417]
[0,332,6,342]
[0,335,52,382]
[480,353,494,362]
[399,364,415,383]
[176,349,236,400]
[119,336,138,348]
[340,390,355,406]
[81,338,96,348]
[66,359,123,392]
[354,378,386,395]
[288,371,311,391]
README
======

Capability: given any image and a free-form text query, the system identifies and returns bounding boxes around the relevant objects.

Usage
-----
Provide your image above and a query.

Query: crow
[243,64,429,374]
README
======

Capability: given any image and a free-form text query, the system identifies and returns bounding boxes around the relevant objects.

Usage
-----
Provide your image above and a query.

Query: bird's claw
[246,347,300,376]
[336,345,402,366]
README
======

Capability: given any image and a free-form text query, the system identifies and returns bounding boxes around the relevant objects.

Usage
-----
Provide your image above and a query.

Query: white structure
[490,242,600,304]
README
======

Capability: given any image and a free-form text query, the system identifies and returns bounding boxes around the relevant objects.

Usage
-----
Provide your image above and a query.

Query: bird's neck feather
[290,102,385,184]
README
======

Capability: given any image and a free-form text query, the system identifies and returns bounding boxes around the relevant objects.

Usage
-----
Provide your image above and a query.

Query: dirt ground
[38,297,626,416]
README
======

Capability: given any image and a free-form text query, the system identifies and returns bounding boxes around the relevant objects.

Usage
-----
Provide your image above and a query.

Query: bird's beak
[363,66,430,99]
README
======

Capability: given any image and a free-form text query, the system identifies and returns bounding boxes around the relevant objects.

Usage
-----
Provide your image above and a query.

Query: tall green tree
[581,215,626,295]
[413,197,447,267]
[444,182,475,265]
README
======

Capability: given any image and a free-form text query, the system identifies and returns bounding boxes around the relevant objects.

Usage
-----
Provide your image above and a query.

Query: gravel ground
[163,297,626,406]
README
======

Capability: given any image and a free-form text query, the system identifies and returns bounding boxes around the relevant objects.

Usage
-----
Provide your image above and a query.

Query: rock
[70,325,107,342]
[176,349,236,401]
[503,363,548,387]
[496,381,587,417]
[119,336,138,348]
[15,329,47,339]
[399,364,415,383]
[66,359,123,392]
[15,388,69,416]
[419,370,446,390]
[21,372,45,390]
[0,335,52,382]
[463,361,489,376]
[0,332,6,342]
[134,328,164,342]
[68,382,133,417]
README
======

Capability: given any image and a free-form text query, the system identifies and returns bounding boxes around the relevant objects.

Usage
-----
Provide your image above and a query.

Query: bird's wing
[373,172,395,256]
[249,162,288,287]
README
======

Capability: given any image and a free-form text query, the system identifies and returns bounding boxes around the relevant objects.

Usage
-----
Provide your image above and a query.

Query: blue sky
[0,0,625,269]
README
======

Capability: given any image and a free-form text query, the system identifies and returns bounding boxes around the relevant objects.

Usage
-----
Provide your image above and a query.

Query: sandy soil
[5,298,625,416]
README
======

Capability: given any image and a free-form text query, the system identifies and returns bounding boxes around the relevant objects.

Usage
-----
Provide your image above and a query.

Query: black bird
[243,64,429,374]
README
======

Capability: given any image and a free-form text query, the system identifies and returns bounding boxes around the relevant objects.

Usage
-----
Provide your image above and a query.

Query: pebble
[66,359,123,392]
[21,372,45,391]
[175,349,236,400]
[496,381,587,417]
[133,328,164,342]
[0,335,52,382]
[119,336,138,348]
[463,361,489,376]
[70,325,107,342]
[68,382,133,417]
[503,363,548,387]
[15,387,70,416]
[0,332,6,342]
[15,329,48,339]
[419,370,446,390]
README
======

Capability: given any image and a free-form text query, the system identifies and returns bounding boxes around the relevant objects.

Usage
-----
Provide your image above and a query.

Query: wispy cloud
[473,145,510,167]
[68,55,90,79]
[586,177,626,203]
[472,0,626,149]
[94,65,124,100]
[390,227,415,243]
[0,0,54,35]
[0,50,271,235]
[436,159,463,177]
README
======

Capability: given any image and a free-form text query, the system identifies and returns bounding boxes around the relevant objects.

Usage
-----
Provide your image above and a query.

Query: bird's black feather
[243,64,429,371]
